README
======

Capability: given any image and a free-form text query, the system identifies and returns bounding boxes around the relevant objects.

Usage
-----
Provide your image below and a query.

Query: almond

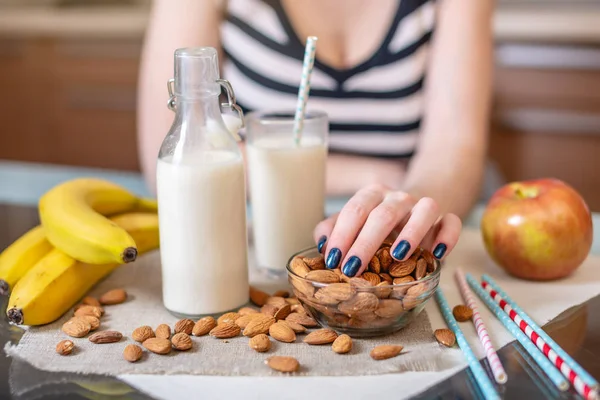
[379,272,393,284]
[370,344,403,360]
[62,317,91,338]
[305,270,340,284]
[291,304,307,314]
[261,304,278,317]
[217,312,239,325]
[376,247,393,271]
[269,321,296,343]
[250,286,270,306]
[235,314,259,329]
[82,315,100,331]
[374,299,405,318]
[314,289,341,306]
[303,255,326,270]
[434,328,456,347]
[348,277,372,288]
[304,328,338,345]
[338,292,379,315]
[266,356,299,373]
[155,323,171,339]
[192,316,216,336]
[82,296,102,308]
[143,338,171,355]
[123,344,143,362]
[210,322,241,338]
[89,330,122,344]
[243,315,276,337]
[249,333,271,352]
[374,282,392,299]
[389,259,417,277]
[273,290,290,298]
[422,250,436,272]
[331,334,352,354]
[390,276,415,298]
[453,305,473,322]
[280,320,306,333]
[99,288,127,305]
[316,283,356,302]
[362,272,381,286]
[285,313,318,328]
[56,340,74,356]
[171,332,193,351]
[290,277,316,299]
[238,306,259,316]
[265,296,287,308]
[274,304,292,320]
[174,318,195,334]
[402,296,422,310]
[74,305,102,319]
[290,257,310,278]
[406,283,427,297]
[368,255,381,274]
[414,258,427,280]
[132,325,155,343]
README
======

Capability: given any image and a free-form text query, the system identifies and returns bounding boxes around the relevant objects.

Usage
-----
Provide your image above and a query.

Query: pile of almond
[58,288,128,355]
[289,245,439,331]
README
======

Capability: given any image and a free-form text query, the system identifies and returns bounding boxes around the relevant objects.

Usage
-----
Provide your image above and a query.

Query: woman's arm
[137,0,224,193]
[402,0,495,218]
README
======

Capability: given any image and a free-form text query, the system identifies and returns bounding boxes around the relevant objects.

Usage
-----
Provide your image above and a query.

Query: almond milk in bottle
[156,47,249,317]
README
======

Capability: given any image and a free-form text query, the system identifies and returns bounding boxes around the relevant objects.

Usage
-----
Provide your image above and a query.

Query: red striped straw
[455,268,507,384]
[481,280,598,400]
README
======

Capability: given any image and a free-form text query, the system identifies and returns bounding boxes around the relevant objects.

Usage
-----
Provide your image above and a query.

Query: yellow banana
[7,212,159,326]
[38,178,149,265]
[0,226,53,295]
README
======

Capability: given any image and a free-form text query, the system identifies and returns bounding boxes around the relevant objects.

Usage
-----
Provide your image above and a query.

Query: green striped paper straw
[293,36,318,146]
[434,288,500,400]
[482,273,598,390]
[466,273,570,391]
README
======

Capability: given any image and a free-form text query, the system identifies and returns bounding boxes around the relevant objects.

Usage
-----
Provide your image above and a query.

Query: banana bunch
[0,178,160,326]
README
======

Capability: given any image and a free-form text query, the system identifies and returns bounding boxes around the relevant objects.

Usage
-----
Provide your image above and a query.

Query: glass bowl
[286,246,441,338]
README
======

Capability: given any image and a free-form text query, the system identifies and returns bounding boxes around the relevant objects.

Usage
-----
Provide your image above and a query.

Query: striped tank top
[221,0,437,158]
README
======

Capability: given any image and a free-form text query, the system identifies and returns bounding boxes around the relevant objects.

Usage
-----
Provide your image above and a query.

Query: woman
[137,0,493,277]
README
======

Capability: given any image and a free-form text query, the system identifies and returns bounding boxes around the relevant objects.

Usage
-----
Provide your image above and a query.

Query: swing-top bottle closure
[166,47,244,137]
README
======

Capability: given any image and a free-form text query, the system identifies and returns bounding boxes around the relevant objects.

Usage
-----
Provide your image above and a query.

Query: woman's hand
[313,184,462,277]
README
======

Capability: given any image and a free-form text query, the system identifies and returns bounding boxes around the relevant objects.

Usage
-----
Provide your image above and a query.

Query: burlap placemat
[5,251,448,376]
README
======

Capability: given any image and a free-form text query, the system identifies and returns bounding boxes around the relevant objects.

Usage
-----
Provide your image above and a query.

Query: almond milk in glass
[156,47,249,317]
[246,111,328,274]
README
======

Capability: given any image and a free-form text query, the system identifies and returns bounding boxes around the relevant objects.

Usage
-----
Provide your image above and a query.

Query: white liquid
[157,151,249,316]
[247,136,327,271]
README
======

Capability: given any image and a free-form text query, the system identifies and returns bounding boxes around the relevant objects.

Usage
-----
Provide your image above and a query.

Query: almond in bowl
[286,245,441,337]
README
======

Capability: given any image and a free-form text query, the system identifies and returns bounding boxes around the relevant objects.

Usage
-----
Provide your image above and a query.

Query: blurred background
[0,0,599,210]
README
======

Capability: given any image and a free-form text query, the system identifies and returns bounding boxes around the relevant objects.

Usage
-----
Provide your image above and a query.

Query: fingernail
[342,256,362,277]
[392,240,411,260]
[325,248,342,269]
[433,243,447,259]
[317,236,327,253]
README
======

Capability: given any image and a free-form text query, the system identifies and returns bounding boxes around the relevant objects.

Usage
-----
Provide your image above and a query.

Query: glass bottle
[156,47,249,317]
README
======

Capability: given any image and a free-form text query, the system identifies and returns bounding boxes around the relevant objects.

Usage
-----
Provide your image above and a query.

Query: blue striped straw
[482,274,598,390]
[466,273,570,391]
[434,288,500,400]
[293,36,318,146]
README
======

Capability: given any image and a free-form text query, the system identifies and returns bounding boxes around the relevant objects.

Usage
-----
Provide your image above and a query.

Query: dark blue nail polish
[342,256,362,277]
[392,240,411,260]
[317,236,327,253]
[433,243,447,259]
[326,248,342,269]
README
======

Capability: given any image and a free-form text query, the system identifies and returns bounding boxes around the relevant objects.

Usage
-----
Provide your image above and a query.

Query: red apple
[481,178,593,280]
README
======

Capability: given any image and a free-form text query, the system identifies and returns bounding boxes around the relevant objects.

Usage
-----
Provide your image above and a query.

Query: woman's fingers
[339,192,414,277]
[430,213,462,260]
[313,213,339,254]
[323,185,387,269]
[390,197,440,261]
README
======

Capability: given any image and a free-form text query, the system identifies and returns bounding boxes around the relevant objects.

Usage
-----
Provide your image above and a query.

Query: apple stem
[514,186,538,199]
